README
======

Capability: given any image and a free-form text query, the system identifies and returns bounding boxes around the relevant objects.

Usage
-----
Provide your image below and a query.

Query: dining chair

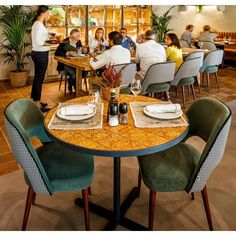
[137,97,232,230]
[201,41,217,50]
[179,39,191,48]
[58,70,69,95]
[171,57,203,108]
[141,61,176,99]
[4,99,94,231]
[184,51,205,93]
[200,50,224,93]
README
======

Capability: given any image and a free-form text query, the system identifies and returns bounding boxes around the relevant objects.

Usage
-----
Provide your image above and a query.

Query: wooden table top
[44,95,188,157]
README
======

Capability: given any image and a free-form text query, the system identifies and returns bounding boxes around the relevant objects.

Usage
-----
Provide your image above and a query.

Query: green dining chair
[4,98,94,231]
[137,97,232,230]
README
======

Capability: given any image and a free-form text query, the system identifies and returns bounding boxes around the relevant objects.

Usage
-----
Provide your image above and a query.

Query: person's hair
[32,5,49,25]
[186,24,194,30]
[203,25,211,32]
[145,30,155,40]
[120,27,127,32]
[70,28,80,36]
[166,33,182,49]
[108,31,123,45]
[95,27,105,42]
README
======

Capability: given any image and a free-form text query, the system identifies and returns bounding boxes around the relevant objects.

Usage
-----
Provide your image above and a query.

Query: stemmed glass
[87,90,100,112]
[130,78,142,96]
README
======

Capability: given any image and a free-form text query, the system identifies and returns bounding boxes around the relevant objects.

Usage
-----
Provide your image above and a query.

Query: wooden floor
[0,63,236,175]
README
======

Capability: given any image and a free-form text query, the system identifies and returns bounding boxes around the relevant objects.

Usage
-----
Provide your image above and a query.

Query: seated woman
[89,28,108,53]
[165,33,183,71]
[199,25,217,42]
[55,29,88,92]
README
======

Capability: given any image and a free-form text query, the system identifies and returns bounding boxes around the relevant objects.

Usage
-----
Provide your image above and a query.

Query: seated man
[90,31,131,89]
[181,24,194,47]
[135,30,166,79]
[55,29,88,92]
[120,27,136,50]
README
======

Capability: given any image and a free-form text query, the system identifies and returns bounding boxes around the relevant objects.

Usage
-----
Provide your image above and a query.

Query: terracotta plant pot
[9,71,29,87]
[101,87,120,101]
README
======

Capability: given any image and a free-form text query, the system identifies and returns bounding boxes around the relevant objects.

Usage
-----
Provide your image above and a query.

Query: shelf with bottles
[67,6,86,28]
[106,7,121,27]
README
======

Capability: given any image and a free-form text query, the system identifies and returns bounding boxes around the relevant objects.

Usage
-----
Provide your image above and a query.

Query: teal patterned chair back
[4,99,53,195]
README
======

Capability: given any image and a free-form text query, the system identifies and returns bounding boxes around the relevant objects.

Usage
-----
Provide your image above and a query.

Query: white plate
[57,105,95,121]
[143,107,183,120]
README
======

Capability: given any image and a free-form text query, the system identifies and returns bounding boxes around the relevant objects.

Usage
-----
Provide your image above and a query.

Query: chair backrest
[141,61,176,94]
[185,97,232,192]
[200,50,224,72]
[185,51,204,67]
[201,41,217,50]
[171,57,203,86]
[113,63,136,87]
[4,99,53,195]
[179,39,191,48]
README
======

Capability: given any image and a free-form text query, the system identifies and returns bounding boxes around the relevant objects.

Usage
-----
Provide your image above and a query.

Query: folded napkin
[60,105,94,116]
[145,104,181,113]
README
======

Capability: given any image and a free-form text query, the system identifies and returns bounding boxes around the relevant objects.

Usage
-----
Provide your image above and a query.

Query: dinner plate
[46,39,60,44]
[143,107,183,120]
[56,104,95,121]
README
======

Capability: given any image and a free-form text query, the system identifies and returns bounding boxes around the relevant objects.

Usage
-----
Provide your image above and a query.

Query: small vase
[101,87,120,100]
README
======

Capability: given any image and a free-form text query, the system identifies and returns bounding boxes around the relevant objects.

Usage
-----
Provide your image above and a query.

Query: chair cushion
[178,77,195,86]
[37,143,94,193]
[146,82,170,93]
[138,143,201,192]
[203,66,218,73]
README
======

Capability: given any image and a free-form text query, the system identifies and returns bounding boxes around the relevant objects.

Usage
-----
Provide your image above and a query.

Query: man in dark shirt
[55,29,88,92]
[120,27,136,50]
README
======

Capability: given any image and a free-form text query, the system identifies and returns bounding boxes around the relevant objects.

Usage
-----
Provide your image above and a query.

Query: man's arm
[90,52,109,70]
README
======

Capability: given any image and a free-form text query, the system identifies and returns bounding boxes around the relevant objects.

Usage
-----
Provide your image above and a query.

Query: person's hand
[68,51,77,56]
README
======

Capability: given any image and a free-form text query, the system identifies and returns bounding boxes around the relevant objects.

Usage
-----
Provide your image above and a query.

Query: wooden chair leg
[201,186,213,231]
[196,76,201,93]
[59,75,63,90]
[137,170,142,197]
[206,73,210,93]
[88,186,92,195]
[214,72,220,91]
[190,192,195,200]
[82,188,90,231]
[64,75,67,96]
[22,187,35,231]
[84,77,88,93]
[148,190,156,231]
[190,84,196,100]
[181,86,186,108]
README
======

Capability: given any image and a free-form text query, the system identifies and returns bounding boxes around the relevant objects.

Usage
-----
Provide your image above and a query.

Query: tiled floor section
[0,63,236,175]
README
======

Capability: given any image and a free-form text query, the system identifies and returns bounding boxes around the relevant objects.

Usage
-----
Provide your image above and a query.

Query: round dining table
[44,94,189,230]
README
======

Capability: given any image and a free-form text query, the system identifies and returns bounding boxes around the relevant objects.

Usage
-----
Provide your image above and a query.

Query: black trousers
[31,51,49,101]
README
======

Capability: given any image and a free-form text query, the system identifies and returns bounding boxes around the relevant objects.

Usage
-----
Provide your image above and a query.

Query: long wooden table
[54,56,94,97]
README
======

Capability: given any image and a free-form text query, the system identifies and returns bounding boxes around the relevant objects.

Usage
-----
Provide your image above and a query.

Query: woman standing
[31,5,51,112]
[89,28,108,52]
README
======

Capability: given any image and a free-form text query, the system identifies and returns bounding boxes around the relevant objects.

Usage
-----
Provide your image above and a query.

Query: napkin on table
[145,104,181,113]
[61,105,94,116]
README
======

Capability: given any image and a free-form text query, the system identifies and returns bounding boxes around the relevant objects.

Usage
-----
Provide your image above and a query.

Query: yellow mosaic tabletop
[44,95,188,157]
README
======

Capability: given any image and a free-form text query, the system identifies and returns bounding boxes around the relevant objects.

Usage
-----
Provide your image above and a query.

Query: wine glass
[87,90,100,111]
[130,78,142,96]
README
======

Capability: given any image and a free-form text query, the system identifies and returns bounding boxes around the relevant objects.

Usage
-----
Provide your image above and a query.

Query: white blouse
[89,38,108,51]
[31,21,50,52]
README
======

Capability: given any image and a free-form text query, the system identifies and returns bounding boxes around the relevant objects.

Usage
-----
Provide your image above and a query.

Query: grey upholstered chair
[141,61,176,98]
[4,99,94,230]
[171,57,203,108]
[201,41,217,50]
[137,97,232,230]
[179,39,191,48]
[200,50,224,93]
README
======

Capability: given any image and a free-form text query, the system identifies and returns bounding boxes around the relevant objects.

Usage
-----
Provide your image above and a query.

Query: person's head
[145,30,155,41]
[108,31,123,46]
[69,29,80,41]
[95,28,105,41]
[32,5,49,24]
[136,33,145,44]
[186,24,194,32]
[165,33,181,49]
[203,25,211,32]
[120,28,127,39]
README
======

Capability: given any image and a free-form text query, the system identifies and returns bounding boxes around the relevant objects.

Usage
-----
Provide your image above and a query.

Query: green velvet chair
[4,99,94,231]
[137,97,232,230]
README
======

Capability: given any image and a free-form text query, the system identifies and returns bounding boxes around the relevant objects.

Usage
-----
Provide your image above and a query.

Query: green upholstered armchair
[4,98,94,230]
[137,97,232,230]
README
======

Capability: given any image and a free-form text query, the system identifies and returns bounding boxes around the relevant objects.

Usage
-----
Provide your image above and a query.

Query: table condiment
[109,103,119,127]
[119,103,128,125]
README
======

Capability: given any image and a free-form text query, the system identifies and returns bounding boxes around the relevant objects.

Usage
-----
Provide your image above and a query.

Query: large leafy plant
[152,6,175,43]
[0,6,35,72]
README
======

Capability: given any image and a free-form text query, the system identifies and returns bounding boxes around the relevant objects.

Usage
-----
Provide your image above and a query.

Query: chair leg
[84,77,88,93]
[64,76,67,96]
[59,75,63,90]
[181,86,186,108]
[148,190,156,231]
[82,188,90,231]
[190,84,196,100]
[190,192,195,200]
[196,76,201,93]
[88,186,92,195]
[214,72,220,91]
[201,186,213,231]
[22,187,35,231]
[206,73,210,93]
[137,170,142,197]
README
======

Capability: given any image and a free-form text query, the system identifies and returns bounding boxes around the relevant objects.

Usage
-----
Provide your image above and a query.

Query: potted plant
[151,6,175,43]
[0,6,35,87]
